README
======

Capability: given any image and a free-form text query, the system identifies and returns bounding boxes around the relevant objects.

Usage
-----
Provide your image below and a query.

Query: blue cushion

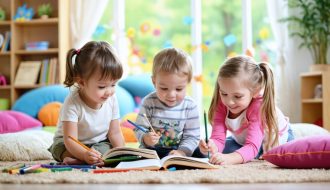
[12,85,69,118]
[116,86,135,117]
[118,74,154,98]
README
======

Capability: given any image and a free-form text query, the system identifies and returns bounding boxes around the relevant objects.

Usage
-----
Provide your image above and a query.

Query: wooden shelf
[301,98,323,103]
[15,48,59,55]
[301,71,330,131]
[0,21,11,26]
[0,85,11,89]
[0,0,70,109]
[14,18,58,26]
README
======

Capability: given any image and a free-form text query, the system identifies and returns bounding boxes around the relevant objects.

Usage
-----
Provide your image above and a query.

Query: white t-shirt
[54,88,120,144]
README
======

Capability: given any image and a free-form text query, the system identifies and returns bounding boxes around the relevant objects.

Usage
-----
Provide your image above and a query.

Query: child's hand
[199,139,217,155]
[83,149,103,165]
[169,150,186,156]
[142,132,160,147]
[209,152,226,165]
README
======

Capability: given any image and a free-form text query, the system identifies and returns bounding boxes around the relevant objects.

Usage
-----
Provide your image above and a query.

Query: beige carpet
[0,160,330,184]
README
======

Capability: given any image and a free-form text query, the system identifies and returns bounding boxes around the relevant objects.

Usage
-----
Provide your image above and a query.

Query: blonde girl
[199,55,293,165]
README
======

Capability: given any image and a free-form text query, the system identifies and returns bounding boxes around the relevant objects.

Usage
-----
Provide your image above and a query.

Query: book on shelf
[115,154,220,170]
[14,61,42,86]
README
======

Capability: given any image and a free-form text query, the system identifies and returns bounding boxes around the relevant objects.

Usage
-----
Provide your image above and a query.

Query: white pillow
[291,123,330,139]
[0,130,54,161]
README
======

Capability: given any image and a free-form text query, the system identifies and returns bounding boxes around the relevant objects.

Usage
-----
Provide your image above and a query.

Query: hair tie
[256,64,261,71]
[75,49,80,55]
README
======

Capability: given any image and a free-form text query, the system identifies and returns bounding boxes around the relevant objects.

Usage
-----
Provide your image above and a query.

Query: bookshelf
[0,0,69,109]
[300,71,330,131]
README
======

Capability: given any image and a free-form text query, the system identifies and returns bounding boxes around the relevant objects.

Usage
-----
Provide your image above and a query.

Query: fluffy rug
[0,160,330,184]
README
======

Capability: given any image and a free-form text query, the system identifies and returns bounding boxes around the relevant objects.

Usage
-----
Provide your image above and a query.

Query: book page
[115,158,162,170]
[102,147,159,160]
[160,155,219,169]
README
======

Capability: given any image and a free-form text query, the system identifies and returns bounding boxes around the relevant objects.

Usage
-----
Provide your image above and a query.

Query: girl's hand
[142,132,160,147]
[199,139,217,155]
[83,149,103,165]
[209,152,226,165]
[169,150,186,157]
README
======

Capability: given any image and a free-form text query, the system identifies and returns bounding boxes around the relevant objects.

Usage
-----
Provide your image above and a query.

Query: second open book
[102,147,219,170]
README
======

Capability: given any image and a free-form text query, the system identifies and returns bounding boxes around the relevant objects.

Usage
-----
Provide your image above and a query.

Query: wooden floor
[1,183,330,190]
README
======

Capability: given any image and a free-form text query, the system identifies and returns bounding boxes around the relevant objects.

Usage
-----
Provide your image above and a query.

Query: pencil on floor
[143,113,156,133]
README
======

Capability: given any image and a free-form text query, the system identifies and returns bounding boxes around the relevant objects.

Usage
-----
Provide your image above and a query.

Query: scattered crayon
[2,163,25,173]
[51,167,73,172]
[20,164,41,174]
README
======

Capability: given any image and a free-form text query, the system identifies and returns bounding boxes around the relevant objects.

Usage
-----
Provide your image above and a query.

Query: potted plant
[281,0,330,70]
[37,3,52,19]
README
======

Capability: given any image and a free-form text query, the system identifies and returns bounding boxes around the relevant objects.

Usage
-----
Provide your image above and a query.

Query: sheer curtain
[267,0,310,122]
[70,0,109,48]
[267,0,296,121]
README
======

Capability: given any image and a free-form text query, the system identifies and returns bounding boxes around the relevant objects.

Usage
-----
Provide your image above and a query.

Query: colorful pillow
[0,111,42,134]
[263,135,330,169]
[121,127,138,143]
[38,102,62,126]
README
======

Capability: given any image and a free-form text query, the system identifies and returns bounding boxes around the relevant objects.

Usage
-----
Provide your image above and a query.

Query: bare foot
[63,157,85,165]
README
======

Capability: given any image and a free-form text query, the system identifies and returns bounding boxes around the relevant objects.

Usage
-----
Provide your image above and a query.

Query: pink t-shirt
[210,97,289,163]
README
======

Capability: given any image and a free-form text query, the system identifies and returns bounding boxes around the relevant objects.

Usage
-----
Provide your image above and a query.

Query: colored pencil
[68,135,91,151]
[2,163,25,173]
[143,113,156,133]
[204,110,210,158]
[19,164,41,174]
[51,167,73,172]
[93,168,152,173]
[40,164,97,169]
[127,119,148,133]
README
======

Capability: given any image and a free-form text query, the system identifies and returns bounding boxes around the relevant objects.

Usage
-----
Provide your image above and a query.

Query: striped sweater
[134,92,200,156]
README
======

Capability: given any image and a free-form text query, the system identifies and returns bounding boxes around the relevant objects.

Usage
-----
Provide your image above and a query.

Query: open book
[102,147,159,160]
[115,155,220,170]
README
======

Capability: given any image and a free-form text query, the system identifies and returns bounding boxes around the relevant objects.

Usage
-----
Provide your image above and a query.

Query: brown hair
[152,48,192,82]
[64,41,123,87]
[208,55,278,151]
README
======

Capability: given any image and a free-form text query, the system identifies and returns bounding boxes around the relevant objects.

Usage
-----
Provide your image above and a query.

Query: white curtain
[267,0,311,122]
[70,0,109,48]
[267,0,296,121]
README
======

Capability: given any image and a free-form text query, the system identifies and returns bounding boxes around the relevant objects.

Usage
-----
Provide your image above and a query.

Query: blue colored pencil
[204,111,210,158]
[127,119,148,133]
[41,164,96,169]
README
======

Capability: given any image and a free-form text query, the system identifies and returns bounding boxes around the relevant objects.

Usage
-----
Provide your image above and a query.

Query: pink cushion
[263,135,330,169]
[0,111,42,134]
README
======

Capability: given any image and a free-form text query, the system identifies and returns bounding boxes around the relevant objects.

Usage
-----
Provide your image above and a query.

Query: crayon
[20,164,41,174]
[51,167,73,172]
[93,168,151,173]
[2,163,25,173]
[41,164,97,169]
[31,168,50,173]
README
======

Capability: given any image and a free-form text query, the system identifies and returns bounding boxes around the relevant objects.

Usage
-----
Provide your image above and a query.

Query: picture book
[14,61,41,85]
[101,147,160,160]
[115,155,220,170]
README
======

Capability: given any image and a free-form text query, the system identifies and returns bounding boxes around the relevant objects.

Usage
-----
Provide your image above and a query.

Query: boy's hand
[199,139,218,155]
[169,150,186,157]
[142,132,160,147]
[83,149,103,165]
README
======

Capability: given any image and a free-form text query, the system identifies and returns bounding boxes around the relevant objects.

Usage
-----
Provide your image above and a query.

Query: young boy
[134,48,203,158]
